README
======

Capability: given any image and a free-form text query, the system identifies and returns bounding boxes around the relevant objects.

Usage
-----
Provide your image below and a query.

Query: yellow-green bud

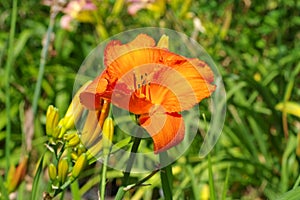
[58,115,75,138]
[157,34,169,49]
[102,117,114,156]
[51,126,62,140]
[46,105,59,137]
[57,158,69,184]
[77,144,86,155]
[63,130,77,141]
[103,117,114,145]
[48,163,57,181]
[71,153,87,179]
[200,184,210,200]
[71,152,79,161]
[66,134,80,147]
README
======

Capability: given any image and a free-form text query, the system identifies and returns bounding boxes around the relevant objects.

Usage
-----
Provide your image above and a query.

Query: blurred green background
[1,0,300,199]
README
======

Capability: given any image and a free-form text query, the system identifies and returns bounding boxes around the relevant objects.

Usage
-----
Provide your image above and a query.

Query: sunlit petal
[139,110,185,153]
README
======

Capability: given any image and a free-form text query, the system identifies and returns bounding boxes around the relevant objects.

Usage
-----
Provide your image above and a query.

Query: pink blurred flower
[60,0,97,31]
[127,0,155,15]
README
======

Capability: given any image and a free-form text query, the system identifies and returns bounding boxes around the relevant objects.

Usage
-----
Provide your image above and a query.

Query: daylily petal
[139,111,185,153]
[79,72,113,109]
[104,34,156,68]
[149,58,216,112]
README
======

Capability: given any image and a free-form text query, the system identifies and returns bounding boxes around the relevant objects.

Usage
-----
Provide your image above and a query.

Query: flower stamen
[133,71,152,100]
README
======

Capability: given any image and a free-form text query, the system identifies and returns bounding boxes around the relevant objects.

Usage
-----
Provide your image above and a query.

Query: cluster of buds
[44,81,114,196]
[48,153,87,190]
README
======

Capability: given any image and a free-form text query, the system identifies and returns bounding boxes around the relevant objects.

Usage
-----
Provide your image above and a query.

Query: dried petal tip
[7,156,28,193]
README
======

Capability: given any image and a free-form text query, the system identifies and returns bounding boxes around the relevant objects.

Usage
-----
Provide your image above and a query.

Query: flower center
[133,70,151,101]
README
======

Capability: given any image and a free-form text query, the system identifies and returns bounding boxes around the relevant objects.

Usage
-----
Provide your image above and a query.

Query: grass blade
[4,0,18,178]
[159,151,173,200]
[0,174,9,200]
[222,165,230,200]
[208,153,216,200]
[31,154,45,200]
[32,9,56,115]
[276,187,300,200]
[70,180,81,200]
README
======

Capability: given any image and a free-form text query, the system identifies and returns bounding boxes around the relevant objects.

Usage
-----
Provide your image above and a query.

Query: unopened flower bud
[46,105,59,137]
[77,144,86,155]
[48,163,57,181]
[66,134,80,148]
[200,184,210,200]
[71,153,87,179]
[58,115,75,138]
[102,117,114,152]
[57,158,69,184]
[157,34,169,49]
[71,152,79,161]
[63,130,77,141]
[51,125,62,140]
[7,156,28,193]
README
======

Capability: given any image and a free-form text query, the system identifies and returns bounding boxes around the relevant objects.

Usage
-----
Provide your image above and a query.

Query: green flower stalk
[100,115,114,200]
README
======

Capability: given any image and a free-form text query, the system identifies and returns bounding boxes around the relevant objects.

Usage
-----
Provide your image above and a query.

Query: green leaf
[159,151,173,200]
[208,154,216,200]
[276,187,300,200]
[13,29,32,59]
[30,154,44,200]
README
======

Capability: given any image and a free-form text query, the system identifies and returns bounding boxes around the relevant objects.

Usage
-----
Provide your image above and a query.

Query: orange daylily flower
[80,34,215,153]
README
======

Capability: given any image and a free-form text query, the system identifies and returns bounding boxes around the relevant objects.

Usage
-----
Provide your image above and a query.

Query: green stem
[0,174,9,200]
[31,153,45,200]
[100,145,112,199]
[32,8,57,115]
[114,136,141,199]
[5,0,18,178]
[208,153,216,200]
[123,136,141,185]
[114,186,126,200]
[123,169,159,191]
[100,158,108,200]
[159,151,173,200]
